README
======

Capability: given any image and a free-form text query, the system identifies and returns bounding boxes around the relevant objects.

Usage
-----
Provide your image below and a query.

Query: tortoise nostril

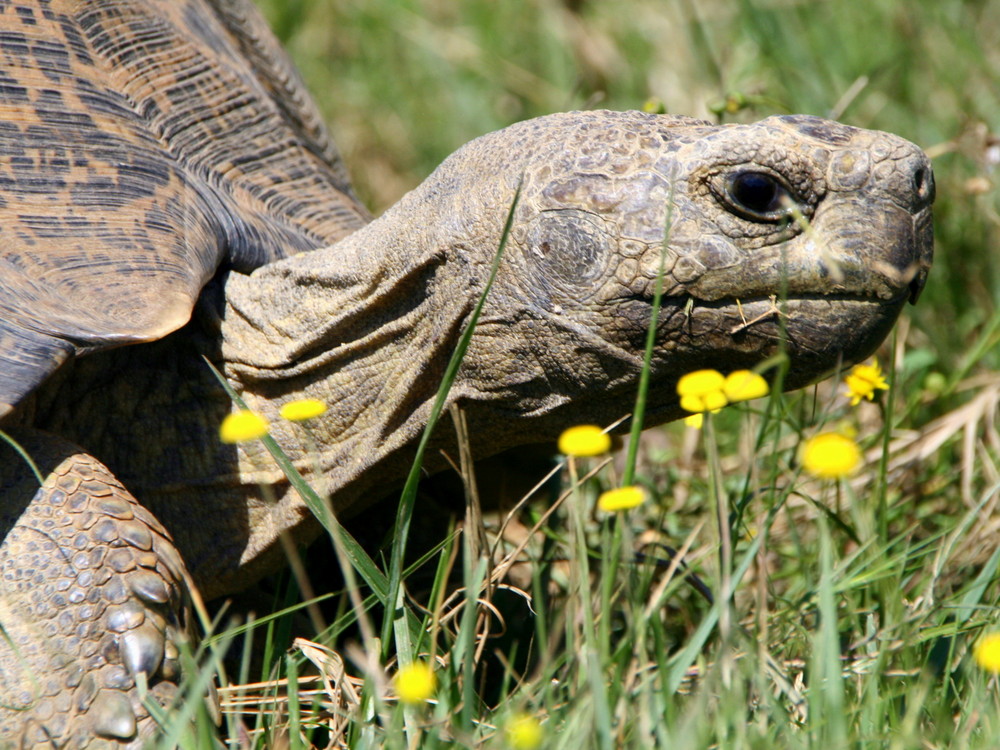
[913,164,935,207]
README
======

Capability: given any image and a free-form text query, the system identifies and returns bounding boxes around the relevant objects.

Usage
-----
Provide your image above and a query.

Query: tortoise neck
[219,220,476,513]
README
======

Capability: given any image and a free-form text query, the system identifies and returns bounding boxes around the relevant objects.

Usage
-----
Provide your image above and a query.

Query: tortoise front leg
[0,430,207,747]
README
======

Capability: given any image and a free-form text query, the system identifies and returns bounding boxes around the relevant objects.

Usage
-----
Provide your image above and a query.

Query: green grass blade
[0,429,43,485]
[262,432,392,599]
[203,358,391,602]
[621,171,676,486]
[381,180,523,658]
[666,530,764,693]
[814,515,847,747]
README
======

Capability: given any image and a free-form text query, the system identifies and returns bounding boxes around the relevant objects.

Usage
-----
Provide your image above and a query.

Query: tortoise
[0,0,934,745]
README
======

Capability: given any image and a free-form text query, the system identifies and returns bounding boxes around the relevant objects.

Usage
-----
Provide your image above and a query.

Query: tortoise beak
[909,265,929,304]
[907,202,934,305]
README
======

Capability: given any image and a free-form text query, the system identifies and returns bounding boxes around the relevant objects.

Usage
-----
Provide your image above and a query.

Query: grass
[161,0,999,747]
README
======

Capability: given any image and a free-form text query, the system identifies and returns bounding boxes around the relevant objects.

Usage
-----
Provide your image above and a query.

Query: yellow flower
[279,398,328,422]
[683,412,704,429]
[505,712,544,749]
[723,370,770,402]
[844,359,889,406]
[677,369,728,413]
[219,410,269,444]
[800,432,862,479]
[975,632,1000,673]
[597,485,646,512]
[393,661,436,705]
[678,369,725,395]
[641,97,666,114]
[680,390,728,413]
[558,425,611,457]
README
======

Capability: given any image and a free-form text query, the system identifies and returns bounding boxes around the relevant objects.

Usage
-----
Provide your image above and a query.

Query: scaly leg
[0,430,206,747]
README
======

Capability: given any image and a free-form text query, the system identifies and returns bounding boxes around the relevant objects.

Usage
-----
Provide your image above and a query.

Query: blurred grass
[196,0,1000,747]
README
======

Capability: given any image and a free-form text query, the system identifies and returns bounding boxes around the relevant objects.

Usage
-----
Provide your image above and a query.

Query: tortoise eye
[724,171,796,222]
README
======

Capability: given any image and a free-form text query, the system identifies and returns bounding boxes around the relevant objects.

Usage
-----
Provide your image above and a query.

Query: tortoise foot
[0,432,209,748]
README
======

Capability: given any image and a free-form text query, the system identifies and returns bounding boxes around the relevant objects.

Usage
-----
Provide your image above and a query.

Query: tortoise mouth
[684,285,912,308]
[683,290,906,329]
[670,293,905,380]
[610,288,907,342]
[613,285,910,310]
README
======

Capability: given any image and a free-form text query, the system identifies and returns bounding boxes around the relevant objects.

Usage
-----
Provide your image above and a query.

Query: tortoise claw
[121,620,167,681]
[91,690,137,741]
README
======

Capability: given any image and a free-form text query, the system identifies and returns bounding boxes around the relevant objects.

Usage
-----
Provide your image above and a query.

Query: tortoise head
[421,110,933,428]
[221,108,933,515]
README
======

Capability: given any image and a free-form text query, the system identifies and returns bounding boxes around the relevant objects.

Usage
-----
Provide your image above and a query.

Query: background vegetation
[187,0,1000,747]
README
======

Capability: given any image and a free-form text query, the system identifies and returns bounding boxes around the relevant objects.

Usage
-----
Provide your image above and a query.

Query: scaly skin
[0,2,933,747]
[0,432,196,747]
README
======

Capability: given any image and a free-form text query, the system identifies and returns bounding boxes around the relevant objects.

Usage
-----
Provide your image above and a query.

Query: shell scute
[0,0,369,415]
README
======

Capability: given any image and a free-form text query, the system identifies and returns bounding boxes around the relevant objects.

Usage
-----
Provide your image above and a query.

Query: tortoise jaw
[907,206,935,304]
[605,288,906,383]
[664,294,906,382]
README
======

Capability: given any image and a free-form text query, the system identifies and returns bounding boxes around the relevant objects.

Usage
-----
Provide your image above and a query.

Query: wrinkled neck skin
[221,183,556,514]
[222,209,469,517]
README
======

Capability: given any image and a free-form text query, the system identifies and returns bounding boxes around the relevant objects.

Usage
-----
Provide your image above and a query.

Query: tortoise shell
[0,0,369,416]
